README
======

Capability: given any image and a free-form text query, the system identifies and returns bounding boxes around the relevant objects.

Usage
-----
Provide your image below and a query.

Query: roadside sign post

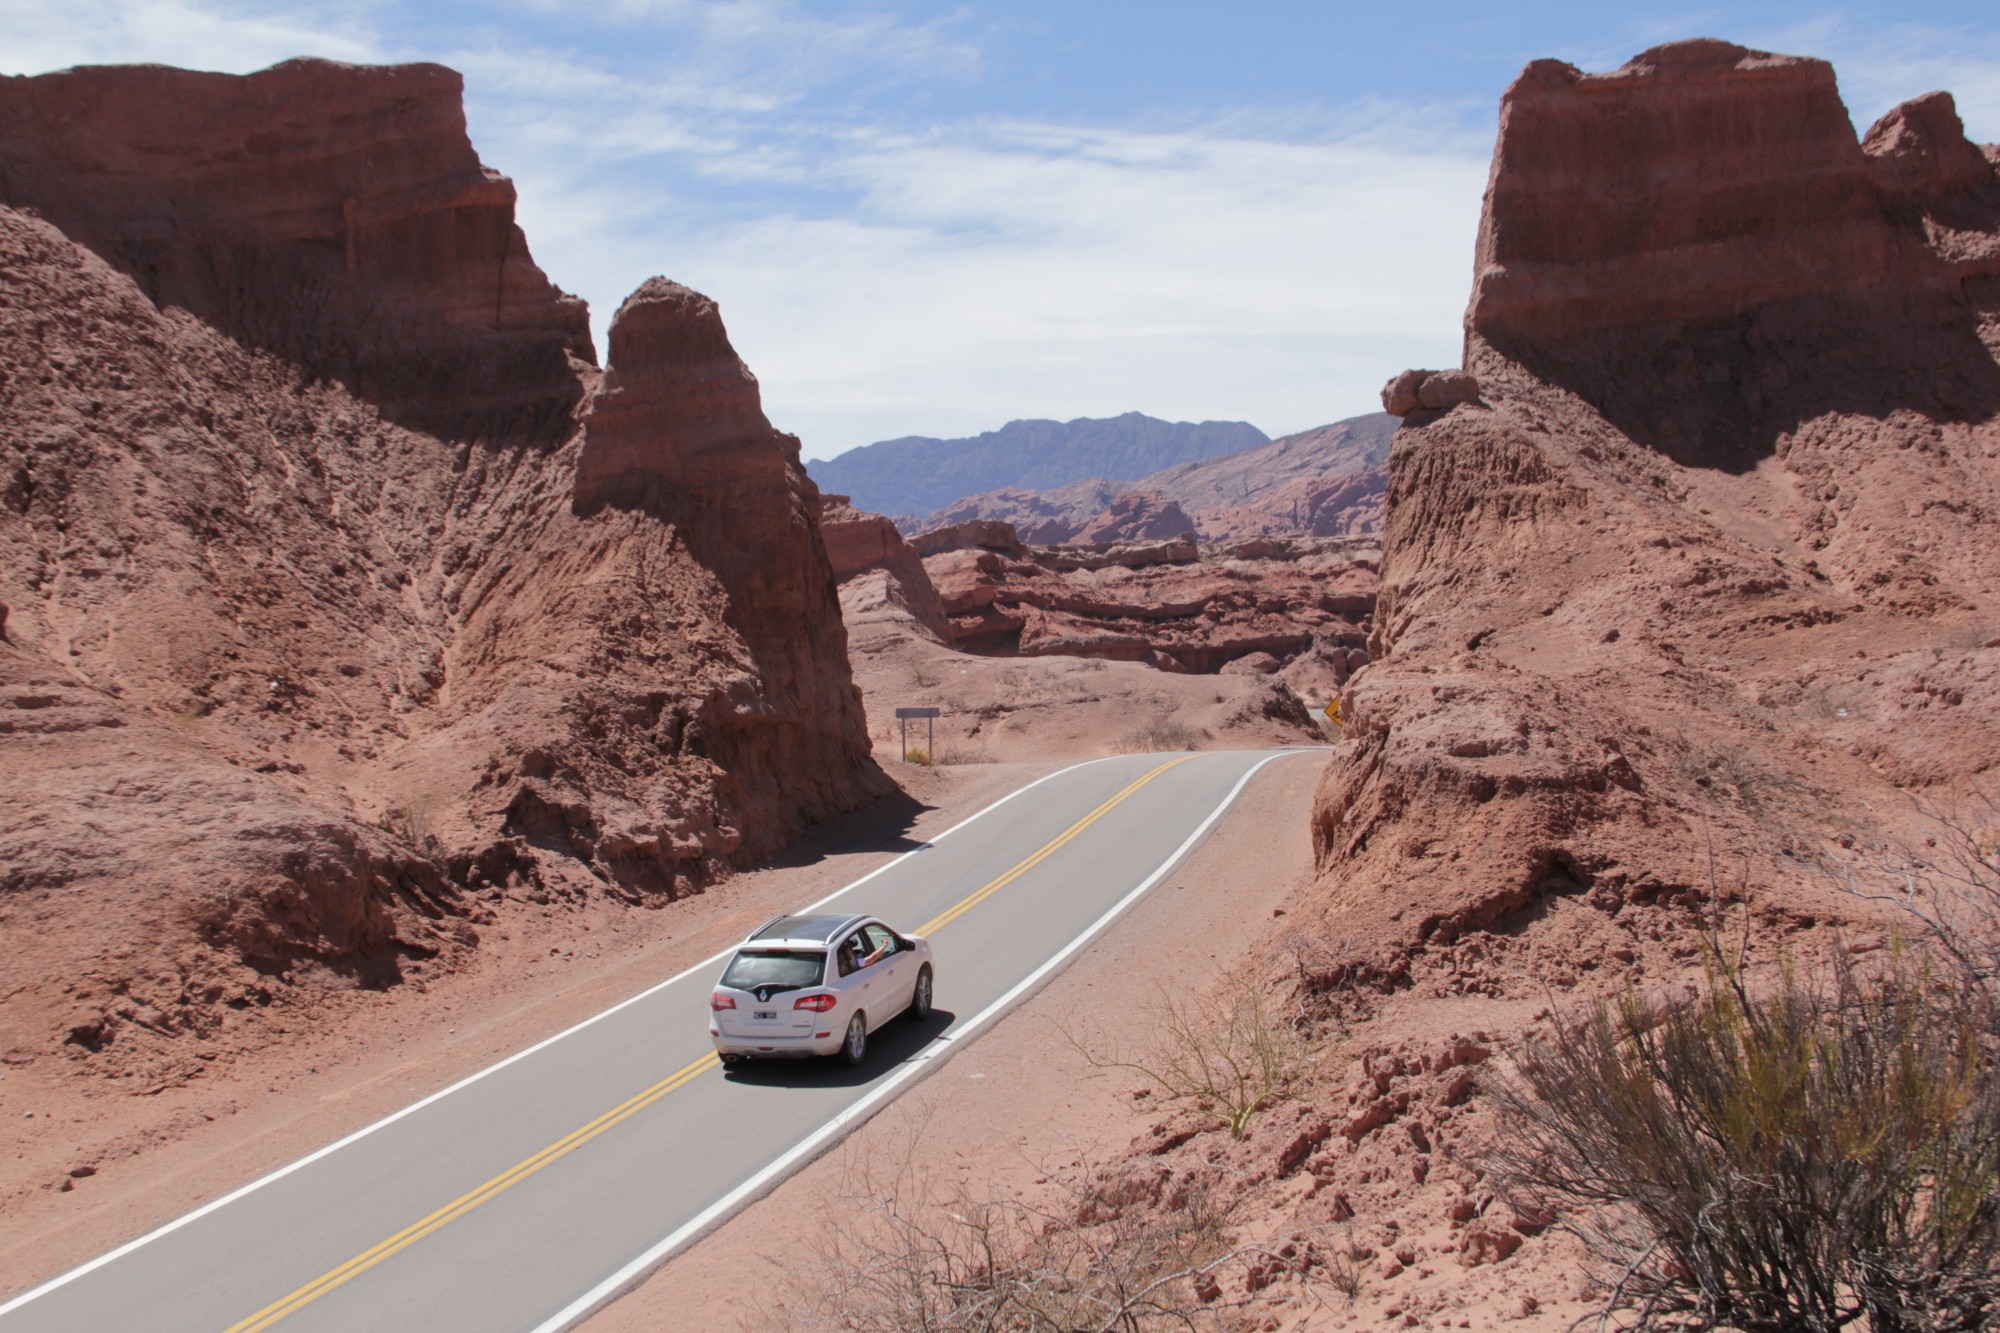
[894,706,941,761]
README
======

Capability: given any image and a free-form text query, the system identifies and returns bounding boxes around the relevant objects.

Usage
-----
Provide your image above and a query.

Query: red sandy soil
[0,761,1040,1303]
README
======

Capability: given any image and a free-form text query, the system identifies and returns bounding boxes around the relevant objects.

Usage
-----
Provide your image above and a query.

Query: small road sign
[1322,698,1342,724]
[895,707,941,761]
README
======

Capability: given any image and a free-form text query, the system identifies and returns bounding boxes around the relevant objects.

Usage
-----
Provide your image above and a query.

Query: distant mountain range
[911,412,1397,543]
[807,412,1269,518]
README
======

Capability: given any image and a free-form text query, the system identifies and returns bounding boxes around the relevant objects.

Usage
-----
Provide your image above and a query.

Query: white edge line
[0,756,1122,1320]
[528,748,1306,1333]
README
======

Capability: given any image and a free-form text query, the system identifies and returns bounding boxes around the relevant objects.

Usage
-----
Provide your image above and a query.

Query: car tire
[909,966,934,1021]
[719,1053,745,1067]
[839,1013,868,1066]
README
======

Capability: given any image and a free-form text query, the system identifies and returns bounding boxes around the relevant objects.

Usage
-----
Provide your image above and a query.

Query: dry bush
[1072,974,1308,1139]
[1121,718,1201,753]
[935,745,995,766]
[902,747,935,767]
[1485,934,2000,1331]
[762,1144,1323,1332]
[1828,784,2000,1016]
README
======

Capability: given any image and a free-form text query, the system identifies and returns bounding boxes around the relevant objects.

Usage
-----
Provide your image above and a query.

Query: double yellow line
[915,756,1189,936]
[224,754,1190,1331]
[222,1053,717,1333]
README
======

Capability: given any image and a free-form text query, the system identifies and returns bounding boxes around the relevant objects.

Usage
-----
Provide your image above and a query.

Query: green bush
[1488,940,2000,1330]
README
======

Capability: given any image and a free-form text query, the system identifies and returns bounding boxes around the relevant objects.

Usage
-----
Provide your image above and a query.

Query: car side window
[864,924,898,956]
[835,934,862,977]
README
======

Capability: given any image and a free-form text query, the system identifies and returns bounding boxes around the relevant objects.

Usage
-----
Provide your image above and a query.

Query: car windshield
[721,949,825,991]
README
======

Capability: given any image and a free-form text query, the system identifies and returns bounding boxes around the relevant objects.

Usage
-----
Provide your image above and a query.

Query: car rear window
[721,949,826,990]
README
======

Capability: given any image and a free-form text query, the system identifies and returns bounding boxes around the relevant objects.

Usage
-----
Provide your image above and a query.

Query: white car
[709,913,935,1066]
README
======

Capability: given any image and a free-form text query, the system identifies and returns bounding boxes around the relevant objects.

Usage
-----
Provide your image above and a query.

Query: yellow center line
[223,753,1193,1331]
[915,756,1190,937]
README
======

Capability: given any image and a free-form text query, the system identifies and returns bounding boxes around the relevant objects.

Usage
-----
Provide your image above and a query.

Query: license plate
[753,1009,777,1020]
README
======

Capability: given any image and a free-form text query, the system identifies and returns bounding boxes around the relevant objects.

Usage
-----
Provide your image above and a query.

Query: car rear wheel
[719,1053,746,1067]
[909,966,933,1021]
[839,1013,868,1066]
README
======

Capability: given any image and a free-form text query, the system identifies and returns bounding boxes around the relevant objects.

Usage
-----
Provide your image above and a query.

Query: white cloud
[0,0,379,74]
[1,0,1486,458]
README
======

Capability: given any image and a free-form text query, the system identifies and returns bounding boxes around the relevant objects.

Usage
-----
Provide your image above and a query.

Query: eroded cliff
[0,61,883,1078]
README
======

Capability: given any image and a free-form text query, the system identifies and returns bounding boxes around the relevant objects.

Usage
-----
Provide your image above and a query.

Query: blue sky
[7,2,2000,458]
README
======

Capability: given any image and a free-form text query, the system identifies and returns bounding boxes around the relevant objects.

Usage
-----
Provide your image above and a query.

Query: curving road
[0,748,1311,1333]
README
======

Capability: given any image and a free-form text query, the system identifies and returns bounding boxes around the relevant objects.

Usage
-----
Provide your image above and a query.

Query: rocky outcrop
[1466,39,2000,467]
[1380,369,1481,417]
[1301,40,2000,988]
[1074,491,1197,543]
[817,495,951,641]
[0,66,883,1077]
[0,59,594,444]
[910,519,1028,558]
[921,534,1376,683]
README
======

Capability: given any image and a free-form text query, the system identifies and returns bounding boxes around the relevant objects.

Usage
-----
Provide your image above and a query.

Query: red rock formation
[0,68,882,1077]
[919,532,1375,681]
[1300,40,2000,987]
[817,495,951,641]
[1467,39,2000,466]
[0,59,593,444]
[1073,491,1197,543]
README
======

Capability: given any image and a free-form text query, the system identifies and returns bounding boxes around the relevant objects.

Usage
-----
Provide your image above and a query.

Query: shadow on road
[752,788,939,871]
[721,1009,959,1090]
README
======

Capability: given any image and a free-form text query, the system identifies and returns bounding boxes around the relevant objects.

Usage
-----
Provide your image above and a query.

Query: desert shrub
[1486,939,2000,1331]
[934,746,994,766]
[902,747,935,767]
[1122,718,1201,753]
[767,1151,1322,1332]
[1074,975,1307,1139]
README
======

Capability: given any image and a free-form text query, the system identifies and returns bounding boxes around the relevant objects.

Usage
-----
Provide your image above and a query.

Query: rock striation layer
[915,523,1376,688]
[1467,39,2000,467]
[0,64,882,1078]
[0,59,594,444]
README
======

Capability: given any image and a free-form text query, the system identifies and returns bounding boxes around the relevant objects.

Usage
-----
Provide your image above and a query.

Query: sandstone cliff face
[1303,41,2000,988]
[1468,39,2000,468]
[0,59,594,445]
[817,495,952,643]
[915,523,1375,688]
[0,66,881,1077]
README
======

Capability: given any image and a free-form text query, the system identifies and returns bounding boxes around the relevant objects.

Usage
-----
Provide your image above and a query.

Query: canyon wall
[0,59,594,445]
[0,61,882,1077]
[1304,40,2000,986]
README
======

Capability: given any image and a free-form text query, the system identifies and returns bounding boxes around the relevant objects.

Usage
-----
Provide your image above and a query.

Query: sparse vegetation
[373,795,440,854]
[1485,928,2000,1331]
[1072,974,1308,1139]
[1121,718,1201,753]
[765,1138,1325,1332]
[901,747,935,767]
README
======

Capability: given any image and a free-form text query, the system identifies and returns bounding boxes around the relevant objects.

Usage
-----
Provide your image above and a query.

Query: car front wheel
[909,966,933,1021]
[839,1013,868,1066]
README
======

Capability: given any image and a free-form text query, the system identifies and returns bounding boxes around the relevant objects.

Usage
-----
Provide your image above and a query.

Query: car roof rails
[746,913,790,941]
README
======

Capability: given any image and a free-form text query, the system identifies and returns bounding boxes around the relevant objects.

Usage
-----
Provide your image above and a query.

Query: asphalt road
[0,748,1310,1333]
